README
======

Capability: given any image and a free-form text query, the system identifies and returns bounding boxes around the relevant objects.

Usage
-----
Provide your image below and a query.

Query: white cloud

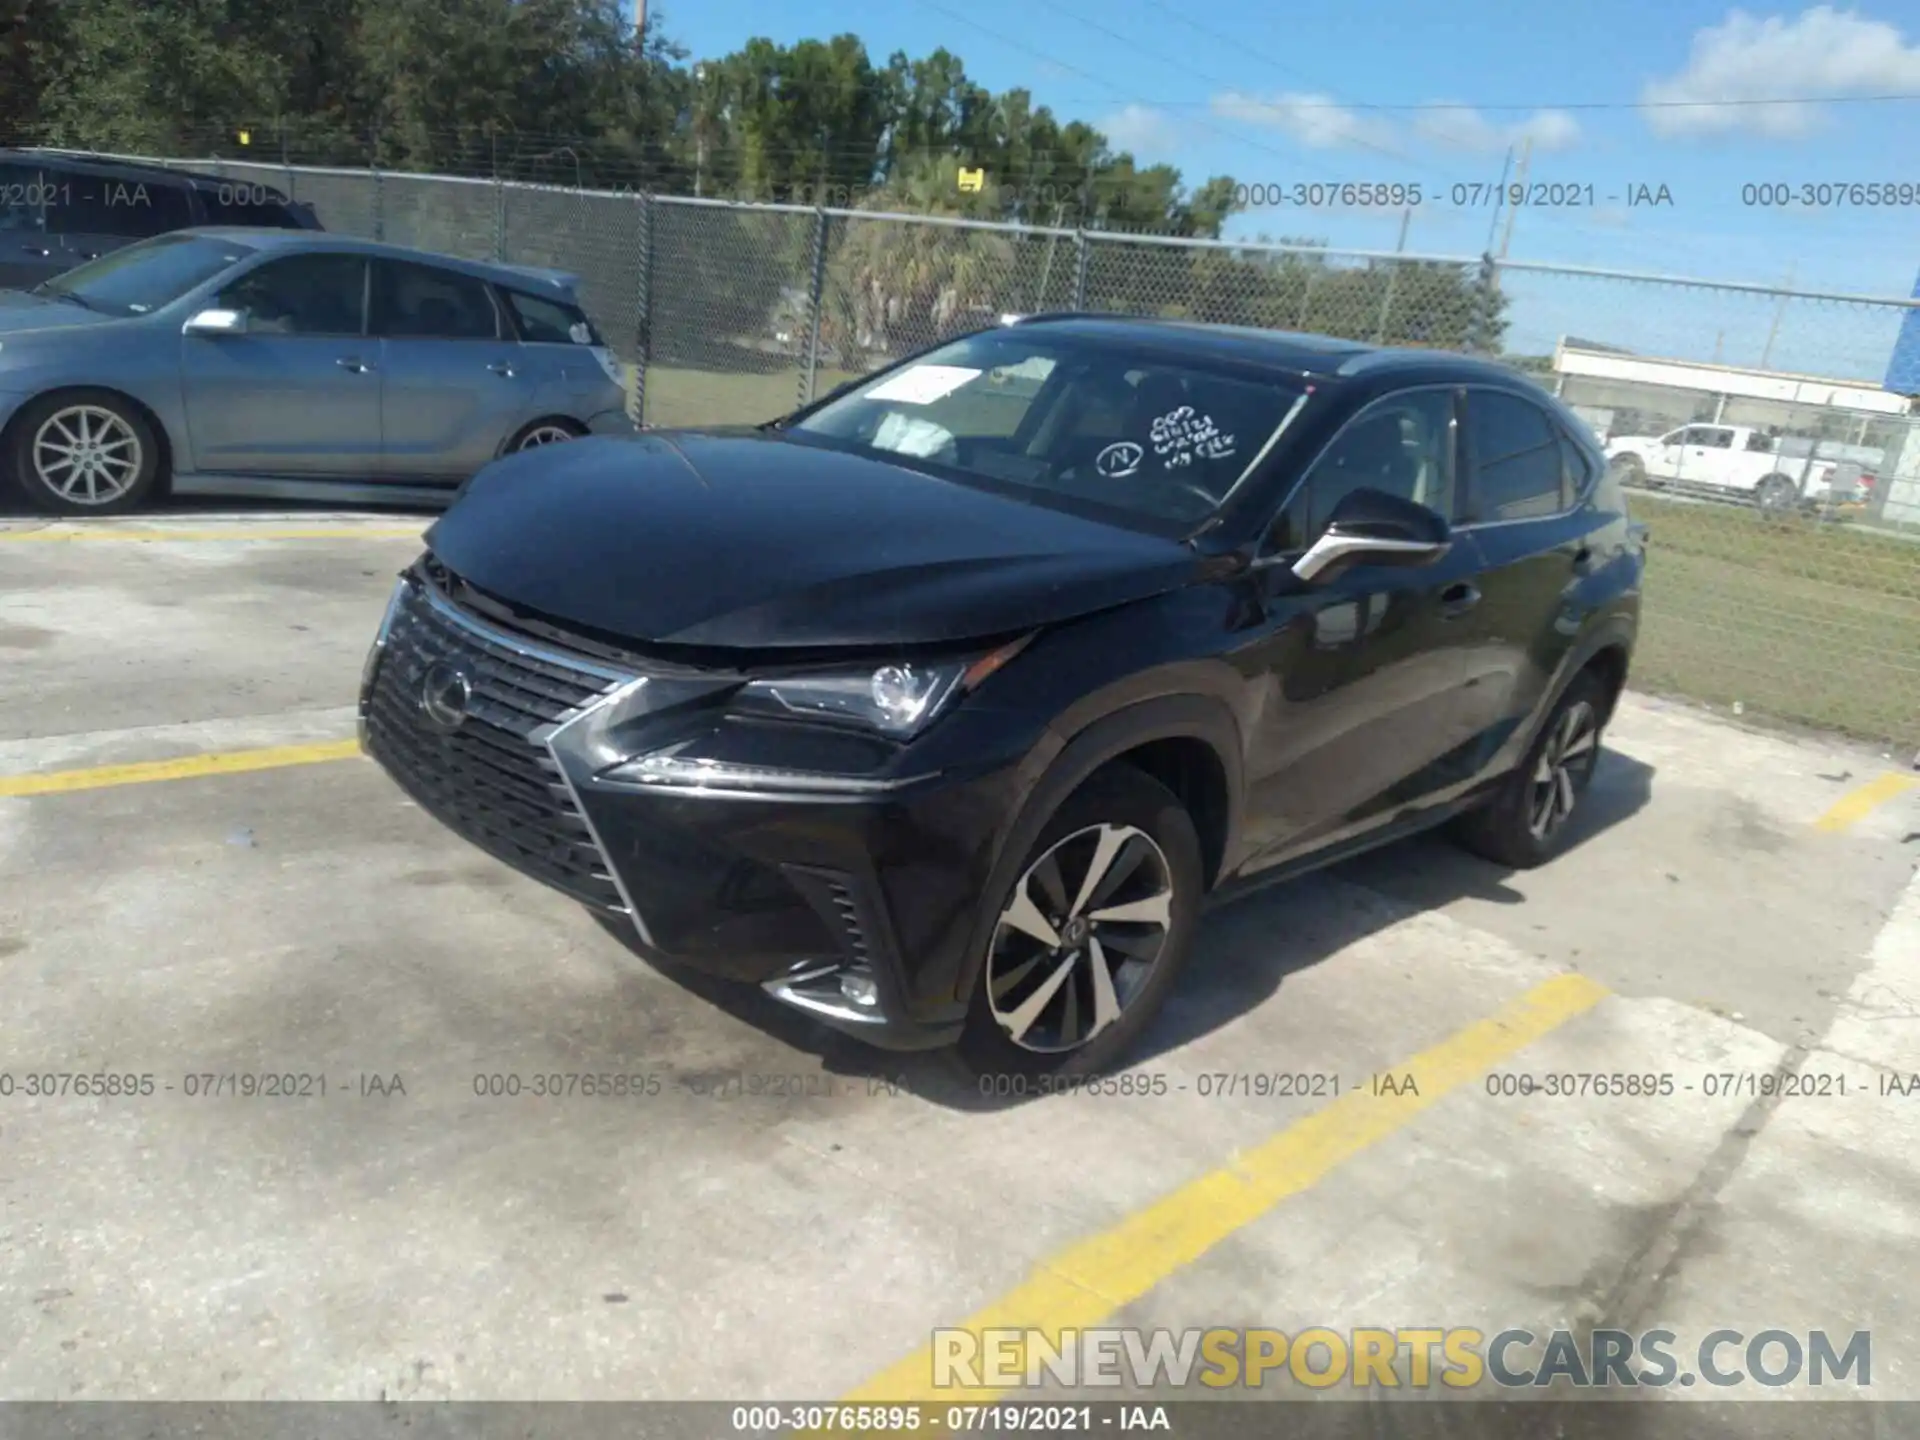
[1098,104,1178,156]
[1641,5,1920,137]
[1413,104,1582,153]
[1210,91,1398,151]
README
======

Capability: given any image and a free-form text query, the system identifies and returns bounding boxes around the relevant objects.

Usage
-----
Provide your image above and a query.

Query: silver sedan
[0,229,636,514]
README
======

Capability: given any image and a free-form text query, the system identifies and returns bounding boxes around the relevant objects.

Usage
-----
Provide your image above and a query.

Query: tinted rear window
[197,183,306,228]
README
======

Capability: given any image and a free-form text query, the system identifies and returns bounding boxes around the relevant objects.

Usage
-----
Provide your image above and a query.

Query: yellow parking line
[0,526,424,543]
[0,740,362,798]
[842,972,1611,1403]
[1815,772,1920,833]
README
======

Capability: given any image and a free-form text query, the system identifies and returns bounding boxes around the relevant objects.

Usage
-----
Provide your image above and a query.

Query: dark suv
[0,150,320,290]
[359,316,1647,1077]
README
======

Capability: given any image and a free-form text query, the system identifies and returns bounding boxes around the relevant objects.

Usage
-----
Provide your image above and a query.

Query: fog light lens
[840,971,879,1009]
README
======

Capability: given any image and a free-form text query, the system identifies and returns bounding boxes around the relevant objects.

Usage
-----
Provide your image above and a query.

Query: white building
[1549,343,1920,527]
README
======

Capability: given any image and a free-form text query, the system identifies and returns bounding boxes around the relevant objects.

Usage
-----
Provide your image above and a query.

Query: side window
[220,254,367,336]
[0,162,46,233]
[375,260,500,340]
[1557,431,1595,510]
[1300,389,1456,538]
[1745,431,1774,453]
[504,289,598,345]
[1467,390,1564,522]
[48,172,193,238]
[1695,427,1734,449]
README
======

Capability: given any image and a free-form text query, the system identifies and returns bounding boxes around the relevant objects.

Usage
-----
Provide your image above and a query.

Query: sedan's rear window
[197,189,306,228]
[504,289,600,345]
[787,330,1308,529]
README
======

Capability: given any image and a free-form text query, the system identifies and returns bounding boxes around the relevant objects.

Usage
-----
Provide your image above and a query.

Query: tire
[508,417,585,453]
[7,390,161,515]
[1754,475,1799,514]
[1450,670,1608,870]
[956,764,1203,1081]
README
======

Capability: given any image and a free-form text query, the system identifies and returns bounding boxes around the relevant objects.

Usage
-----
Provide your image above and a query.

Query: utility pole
[634,0,647,41]
[692,63,707,198]
[1498,136,1531,259]
[1394,205,1412,253]
[1759,264,1793,370]
[1483,144,1515,255]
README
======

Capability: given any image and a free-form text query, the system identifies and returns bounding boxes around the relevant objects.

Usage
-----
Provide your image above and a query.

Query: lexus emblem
[419,661,473,732]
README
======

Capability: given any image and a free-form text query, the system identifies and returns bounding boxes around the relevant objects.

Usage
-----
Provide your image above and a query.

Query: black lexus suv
[359,316,1646,1077]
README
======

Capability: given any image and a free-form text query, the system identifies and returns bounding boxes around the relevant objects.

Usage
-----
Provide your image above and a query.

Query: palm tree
[823,156,1017,360]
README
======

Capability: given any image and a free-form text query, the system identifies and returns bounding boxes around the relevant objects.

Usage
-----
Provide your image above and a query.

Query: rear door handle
[1439,581,1481,617]
[487,362,517,378]
[21,245,50,257]
[336,357,374,373]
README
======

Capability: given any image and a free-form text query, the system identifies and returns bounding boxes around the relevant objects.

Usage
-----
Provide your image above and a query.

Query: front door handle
[1439,581,1481,618]
[487,362,516,378]
[336,357,374,373]
[21,245,50,257]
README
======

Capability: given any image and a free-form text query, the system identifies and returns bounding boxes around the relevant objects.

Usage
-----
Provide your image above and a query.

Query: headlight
[738,637,1031,739]
[744,662,965,738]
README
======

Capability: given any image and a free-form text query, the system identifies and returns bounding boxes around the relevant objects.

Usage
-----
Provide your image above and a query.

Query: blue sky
[651,1,1920,378]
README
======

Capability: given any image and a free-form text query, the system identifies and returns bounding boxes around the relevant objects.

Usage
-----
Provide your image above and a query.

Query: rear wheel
[1754,474,1800,514]
[1451,670,1608,869]
[510,417,585,452]
[957,765,1202,1080]
[7,391,161,515]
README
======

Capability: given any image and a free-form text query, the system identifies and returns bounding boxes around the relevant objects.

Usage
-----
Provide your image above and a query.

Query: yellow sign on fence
[957,167,985,192]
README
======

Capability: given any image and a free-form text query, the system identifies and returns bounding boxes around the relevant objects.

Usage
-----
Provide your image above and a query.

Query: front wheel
[7,391,161,515]
[1451,671,1608,869]
[957,765,1203,1080]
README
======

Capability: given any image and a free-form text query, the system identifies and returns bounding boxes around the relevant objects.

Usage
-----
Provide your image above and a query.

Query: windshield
[35,234,258,318]
[785,329,1309,529]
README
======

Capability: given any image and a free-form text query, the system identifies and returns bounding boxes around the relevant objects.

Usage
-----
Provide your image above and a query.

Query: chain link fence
[47,154,1920,751]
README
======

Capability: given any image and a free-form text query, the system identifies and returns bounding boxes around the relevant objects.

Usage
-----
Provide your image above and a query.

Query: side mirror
[1289,487,1452,585]
[183,307,247,337]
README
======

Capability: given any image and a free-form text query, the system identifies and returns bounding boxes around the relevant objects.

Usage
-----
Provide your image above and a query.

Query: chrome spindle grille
[362,582,627,910]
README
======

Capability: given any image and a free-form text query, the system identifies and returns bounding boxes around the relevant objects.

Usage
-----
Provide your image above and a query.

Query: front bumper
[358,570,1021,1049]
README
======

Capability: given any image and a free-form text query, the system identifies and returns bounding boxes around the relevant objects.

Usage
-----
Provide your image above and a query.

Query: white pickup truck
[1603,423,1862,510]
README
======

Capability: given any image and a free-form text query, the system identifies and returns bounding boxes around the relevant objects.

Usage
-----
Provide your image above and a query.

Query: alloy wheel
[986,822,1175,1054]
[32,405,142,506]
[517,424,578,450]
[1527,700,1599,842]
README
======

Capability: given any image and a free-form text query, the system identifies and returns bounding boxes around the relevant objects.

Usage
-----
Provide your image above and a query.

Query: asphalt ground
[2,511,1919,1428]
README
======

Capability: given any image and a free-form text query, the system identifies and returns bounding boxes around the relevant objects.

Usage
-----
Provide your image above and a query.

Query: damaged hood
[425,430,1201,650]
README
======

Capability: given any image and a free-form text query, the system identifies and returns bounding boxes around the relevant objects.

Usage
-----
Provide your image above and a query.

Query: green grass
[622,367,1920,748]
[632,364,863,429]
[1630,495,1920,747]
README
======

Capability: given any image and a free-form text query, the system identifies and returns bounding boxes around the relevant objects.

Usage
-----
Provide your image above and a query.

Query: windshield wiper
[37,290,96,311]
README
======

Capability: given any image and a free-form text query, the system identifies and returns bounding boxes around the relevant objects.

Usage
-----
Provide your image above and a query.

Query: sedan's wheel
[514,420,581,451]
[1451,669,1609,870]
[959,765,1202,1080]
[8,392,160,515]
